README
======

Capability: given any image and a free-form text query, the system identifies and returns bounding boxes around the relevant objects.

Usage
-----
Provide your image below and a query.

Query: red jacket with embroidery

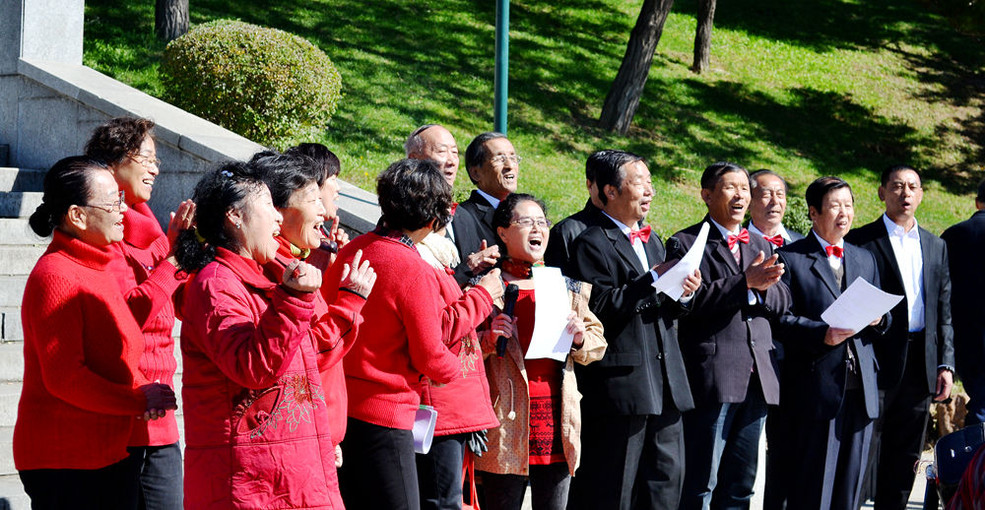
[264,237,366,445]
[180,248,343,509]
[108,202,183,447]
[15,231,149,471]
[323,230,462,430]
[420,266,499,435]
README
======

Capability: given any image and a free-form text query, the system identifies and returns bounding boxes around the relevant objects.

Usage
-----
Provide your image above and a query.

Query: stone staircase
[0,166,48,508]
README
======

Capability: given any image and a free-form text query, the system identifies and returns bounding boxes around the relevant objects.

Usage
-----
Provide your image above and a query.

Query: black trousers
[339,417,421,510]
[416,433,467,510]
[871,340,933,510]
[20,457,139,510]
[568,408,684,510]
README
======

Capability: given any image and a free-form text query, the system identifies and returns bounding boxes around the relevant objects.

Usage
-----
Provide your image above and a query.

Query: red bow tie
[765,235,784,248]
[629,225,652,244]
[825,245,844,258]
[450,203,458,216]
[727,229,750,250]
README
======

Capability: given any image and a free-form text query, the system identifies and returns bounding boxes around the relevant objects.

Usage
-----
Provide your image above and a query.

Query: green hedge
[160,19,342,147]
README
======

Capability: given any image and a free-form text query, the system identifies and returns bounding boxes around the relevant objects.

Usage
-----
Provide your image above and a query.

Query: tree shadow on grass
[630,77,928,184]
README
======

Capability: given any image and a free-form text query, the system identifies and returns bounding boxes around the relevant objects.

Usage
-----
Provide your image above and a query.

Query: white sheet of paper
[820,276,903,333]
[525,266,575,362]
[652,222,710,301]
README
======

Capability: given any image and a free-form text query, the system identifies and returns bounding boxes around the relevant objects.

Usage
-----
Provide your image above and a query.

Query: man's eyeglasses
[84,190,126,213]
[490,154,522,165]
[129,153,161,168]
[510,217,550,229]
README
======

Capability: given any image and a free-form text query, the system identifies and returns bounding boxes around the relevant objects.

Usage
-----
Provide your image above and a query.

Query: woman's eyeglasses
[84,190,126,213]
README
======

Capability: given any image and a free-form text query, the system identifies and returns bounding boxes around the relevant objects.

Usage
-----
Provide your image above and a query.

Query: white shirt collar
[602,212,636,237]
[475,189,501,209]
[882,213,919,239]
[748,222,791,242]
[812,230,844,251]
[709,217,741,240]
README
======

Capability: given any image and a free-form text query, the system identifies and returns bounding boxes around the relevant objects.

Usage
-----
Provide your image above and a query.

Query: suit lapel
[919,227,935,308]
[645,234,664,266]
[872,227,903,289]
[738,235,760,271]
[603,221,646,273]
[843,244,863,291]
[806,236,841,298]
[713,233,740,274]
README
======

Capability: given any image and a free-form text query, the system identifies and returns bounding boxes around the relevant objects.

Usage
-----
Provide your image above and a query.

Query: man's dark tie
[765,235,784,248]
[825,245,844,258]
[629,225,652,244]
[727,229,750,250]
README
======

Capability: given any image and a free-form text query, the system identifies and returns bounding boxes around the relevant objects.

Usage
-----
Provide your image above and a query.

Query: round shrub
[784,194,812,236]
[160,19,342,147]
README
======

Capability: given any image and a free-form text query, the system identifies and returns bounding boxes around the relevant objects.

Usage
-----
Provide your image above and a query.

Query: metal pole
[494,0,509,134]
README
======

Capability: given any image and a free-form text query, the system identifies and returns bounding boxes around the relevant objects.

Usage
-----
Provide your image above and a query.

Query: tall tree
[691,0,717,73]
[598,0,676,134]
[155,0,189,42]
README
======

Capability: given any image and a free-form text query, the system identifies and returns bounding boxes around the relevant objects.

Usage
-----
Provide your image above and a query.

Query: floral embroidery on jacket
[232,374,326,439]
[459,334,480,376]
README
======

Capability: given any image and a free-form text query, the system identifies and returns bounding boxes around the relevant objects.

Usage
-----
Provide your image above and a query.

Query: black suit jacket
[775,235,890,422]
[568,218,694,416]
[450,190,498,285]
[941,210,985,380]
[544,201,605,273]
[845,219,954,393]
[667,219,791,406]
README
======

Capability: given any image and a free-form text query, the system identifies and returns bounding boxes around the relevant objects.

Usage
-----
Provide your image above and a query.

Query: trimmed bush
[784,194,812,236]
[160,19,342,146]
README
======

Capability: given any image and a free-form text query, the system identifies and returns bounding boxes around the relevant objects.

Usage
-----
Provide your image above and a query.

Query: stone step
[0,219,47,246]
[0,168,44,194]
[0,310,22,343]
[0,426,12,476]
[0,246,46,276]
[0,345,21,384]
[0,472,29,509]
[0,193,42,219]
[0,384,18,429]
[0,278,27,309]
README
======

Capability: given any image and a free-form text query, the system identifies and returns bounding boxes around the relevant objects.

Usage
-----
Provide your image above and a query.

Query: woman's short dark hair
[589,150,644,205]
[84,117,155,166]
[285,143,341,185]
[174,162,266,272]
[250,150,318,209]
[29,156,108,237]
[464,131,507,182]
[805,176,853,212]
[377,159,452,232]
[700,161,749,190]
[492,193,547,254]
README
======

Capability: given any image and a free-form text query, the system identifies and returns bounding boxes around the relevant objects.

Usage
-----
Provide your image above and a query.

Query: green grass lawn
[82,0,984,237]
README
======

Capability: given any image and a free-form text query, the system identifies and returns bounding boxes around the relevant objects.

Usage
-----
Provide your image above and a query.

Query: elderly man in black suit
[845,164,954,510]
[747,169,805,250]
[667,162,790,510]
[942,177,985,426]
[770,176,890,510]
[567,150,701,510]
[446,131,518,284]
[543,150,608,270]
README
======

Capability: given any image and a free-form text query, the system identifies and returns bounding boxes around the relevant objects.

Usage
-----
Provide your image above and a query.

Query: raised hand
[283,260,322,293]
[466,239,501,273]
[745,251,784,291]
[476,268,504,301]
[339,249,376,297]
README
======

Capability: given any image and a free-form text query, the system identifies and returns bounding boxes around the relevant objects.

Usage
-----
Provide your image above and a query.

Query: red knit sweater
[15,230,149,471]
[323,230,462,430]
[109,202,182,447]
[264,237,366,444]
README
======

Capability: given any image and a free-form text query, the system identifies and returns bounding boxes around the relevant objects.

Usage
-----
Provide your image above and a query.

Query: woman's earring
[236,223,242,229]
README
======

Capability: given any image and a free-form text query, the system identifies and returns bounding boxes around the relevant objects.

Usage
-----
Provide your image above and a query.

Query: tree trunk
[155,0,189,42]
[598,0,676,135]
[691,0,717,74]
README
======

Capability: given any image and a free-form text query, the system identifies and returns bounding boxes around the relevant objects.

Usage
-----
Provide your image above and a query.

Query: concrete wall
[0,59,381,233]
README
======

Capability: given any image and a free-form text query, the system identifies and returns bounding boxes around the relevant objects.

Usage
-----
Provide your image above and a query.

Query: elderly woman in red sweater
[175,162,344,509]
[252,149,376,468]
[16,156,176,509]
[323,158,494,509]
[84,117,193,510]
